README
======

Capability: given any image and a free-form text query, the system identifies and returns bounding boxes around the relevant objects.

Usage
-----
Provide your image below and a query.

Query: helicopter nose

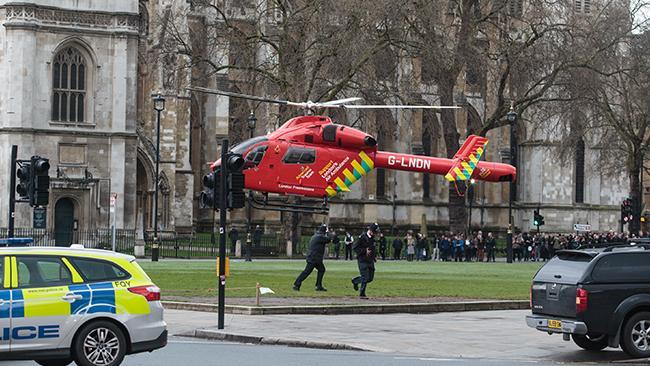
[364,136,377,147]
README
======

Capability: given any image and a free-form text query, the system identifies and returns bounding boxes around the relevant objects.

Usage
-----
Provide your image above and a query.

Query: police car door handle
[62,293,83,302]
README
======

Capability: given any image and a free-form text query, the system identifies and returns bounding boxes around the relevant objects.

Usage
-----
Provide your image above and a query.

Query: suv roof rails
[577,241,627,250]
[602,243,650,252]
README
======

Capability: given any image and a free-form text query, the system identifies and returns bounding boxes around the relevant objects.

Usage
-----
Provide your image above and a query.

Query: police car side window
[68,257,129,283]
[16,257,72,288]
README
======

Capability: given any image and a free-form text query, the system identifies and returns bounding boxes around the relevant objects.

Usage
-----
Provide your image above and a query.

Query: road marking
[393,357,463,362]
[393,357,540,363]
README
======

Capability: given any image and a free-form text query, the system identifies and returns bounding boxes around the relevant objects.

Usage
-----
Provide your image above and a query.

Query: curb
[190,329,370,351]
[162,300,530,315]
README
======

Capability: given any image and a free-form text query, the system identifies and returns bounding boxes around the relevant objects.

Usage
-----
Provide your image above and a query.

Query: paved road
[4,309,650,365]
[172,309,644,363]
[5,336,650,366]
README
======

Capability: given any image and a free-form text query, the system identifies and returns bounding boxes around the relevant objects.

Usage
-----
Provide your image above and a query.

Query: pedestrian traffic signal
[30,156,50,206]
[533,210,544,227]
[201,169,221,209]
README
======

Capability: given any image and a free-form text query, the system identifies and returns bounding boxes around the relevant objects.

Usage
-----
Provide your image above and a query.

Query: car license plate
[548,319,562,329]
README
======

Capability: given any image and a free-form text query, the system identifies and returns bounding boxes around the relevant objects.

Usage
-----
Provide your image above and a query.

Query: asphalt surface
[4,309,650,365]
[5,336,650,366]
[174,309,646,362]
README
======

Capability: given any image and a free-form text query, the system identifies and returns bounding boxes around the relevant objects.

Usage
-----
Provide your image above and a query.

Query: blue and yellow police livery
[0,246,167,366]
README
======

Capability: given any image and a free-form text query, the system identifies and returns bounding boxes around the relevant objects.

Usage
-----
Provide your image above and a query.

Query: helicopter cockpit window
[231,136,269,155]
[322,124,337,142]
[245,145,268,166]
[282,147,316,164]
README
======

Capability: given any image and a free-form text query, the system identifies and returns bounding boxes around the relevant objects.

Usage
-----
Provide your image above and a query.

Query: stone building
[0,0,630,244]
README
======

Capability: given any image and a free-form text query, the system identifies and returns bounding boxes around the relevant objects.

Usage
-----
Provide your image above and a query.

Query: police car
[0,245,167,366]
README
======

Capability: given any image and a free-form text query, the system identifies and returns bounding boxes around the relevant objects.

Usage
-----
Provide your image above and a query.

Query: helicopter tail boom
[374,151,516,183]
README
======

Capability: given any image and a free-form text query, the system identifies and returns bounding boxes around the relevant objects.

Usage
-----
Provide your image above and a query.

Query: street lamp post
[468,179,476,234]
[246,111,257,246]
[152,94,165,262]
[506,105,517,264]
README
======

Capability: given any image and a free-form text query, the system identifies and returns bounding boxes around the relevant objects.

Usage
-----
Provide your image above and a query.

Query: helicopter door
[277,146,322,191]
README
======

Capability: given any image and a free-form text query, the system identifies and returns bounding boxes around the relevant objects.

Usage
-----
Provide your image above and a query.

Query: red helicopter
[191,88,516,213]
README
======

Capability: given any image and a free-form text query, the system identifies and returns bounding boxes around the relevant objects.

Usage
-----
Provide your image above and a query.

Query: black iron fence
[143,231,285,259]
[0,228,306,259]
[0,228,136,254]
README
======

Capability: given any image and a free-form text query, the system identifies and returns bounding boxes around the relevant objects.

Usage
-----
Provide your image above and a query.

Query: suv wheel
[621,312,650,358]
[571,334,608,351]
[73,320,127,366]
[36,359,73,366]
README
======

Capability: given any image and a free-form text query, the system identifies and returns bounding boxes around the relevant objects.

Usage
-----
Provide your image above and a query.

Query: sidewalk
[166,309,639,363]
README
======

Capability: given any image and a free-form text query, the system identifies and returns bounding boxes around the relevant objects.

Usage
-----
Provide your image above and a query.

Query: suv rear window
[534,253,594,284]
[68,257,130,283]
[592,253,650,283]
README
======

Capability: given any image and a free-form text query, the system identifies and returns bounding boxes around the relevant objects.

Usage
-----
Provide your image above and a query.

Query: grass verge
[138,259,543,300]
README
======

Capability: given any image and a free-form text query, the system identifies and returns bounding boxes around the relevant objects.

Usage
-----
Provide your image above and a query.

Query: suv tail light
[576,288,588,314]
[529,286,533,308]
[129,285,161,301]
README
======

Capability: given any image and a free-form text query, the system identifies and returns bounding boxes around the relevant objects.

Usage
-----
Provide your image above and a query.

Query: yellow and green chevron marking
[325,151,374,197]
[444,141,487,182]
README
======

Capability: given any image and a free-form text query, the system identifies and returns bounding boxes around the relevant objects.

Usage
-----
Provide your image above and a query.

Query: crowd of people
[293,224,644,298]
[326,228,642,263]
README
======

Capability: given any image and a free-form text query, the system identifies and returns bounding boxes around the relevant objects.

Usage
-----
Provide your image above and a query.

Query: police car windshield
[231,136,268,155]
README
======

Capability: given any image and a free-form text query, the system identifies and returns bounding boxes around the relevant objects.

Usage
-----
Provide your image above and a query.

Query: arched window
[52,47,87,123]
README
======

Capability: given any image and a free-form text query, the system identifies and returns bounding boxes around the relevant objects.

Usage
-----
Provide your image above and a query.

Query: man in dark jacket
[485,232,496,262]
[332,230,341,260]
[392,237,403,260]
[229,227,239,256]
[293,224,330,291]
[378,233,387,260]
[351,223,379,298]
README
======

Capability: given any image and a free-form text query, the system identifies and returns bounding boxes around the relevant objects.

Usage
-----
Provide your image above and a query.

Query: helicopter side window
[245,145,268,166]
[282,147,316,164]
[322,124,337,142]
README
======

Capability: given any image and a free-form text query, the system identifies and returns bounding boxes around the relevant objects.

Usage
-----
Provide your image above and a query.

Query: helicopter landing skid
[249,193,329,215]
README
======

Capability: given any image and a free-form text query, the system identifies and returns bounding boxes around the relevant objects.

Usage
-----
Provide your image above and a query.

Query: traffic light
[201,153,246,210]
[533,210,544,227]
[30,156,50,206]
[200,169,221,209]
[226,153,246,209]
[16,162,32,200]
[622,198,633,223]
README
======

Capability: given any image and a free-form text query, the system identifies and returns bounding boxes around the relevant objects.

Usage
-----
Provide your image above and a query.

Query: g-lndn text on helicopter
[191,87,517,214]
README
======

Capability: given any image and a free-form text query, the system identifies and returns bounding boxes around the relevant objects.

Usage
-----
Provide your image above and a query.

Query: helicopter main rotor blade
[188,87,290,105]
[341,105,460,109]
[321,97,363,106]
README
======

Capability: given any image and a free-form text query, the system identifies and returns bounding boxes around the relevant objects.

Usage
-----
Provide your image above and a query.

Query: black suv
[526,243,650,358]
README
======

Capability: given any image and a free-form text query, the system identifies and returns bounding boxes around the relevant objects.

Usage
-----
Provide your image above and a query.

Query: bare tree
[160,0,396,243]
[576,29,650,233]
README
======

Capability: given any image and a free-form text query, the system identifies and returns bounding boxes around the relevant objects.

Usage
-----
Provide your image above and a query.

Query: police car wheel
[35,359,73,366]
[73,321,127,366]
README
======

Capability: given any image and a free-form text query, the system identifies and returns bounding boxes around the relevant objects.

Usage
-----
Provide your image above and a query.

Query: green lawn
[138,260,544,300]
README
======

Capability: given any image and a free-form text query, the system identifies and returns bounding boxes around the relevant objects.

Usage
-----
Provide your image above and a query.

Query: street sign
[33,207,46,229]
[574,224,591,232]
